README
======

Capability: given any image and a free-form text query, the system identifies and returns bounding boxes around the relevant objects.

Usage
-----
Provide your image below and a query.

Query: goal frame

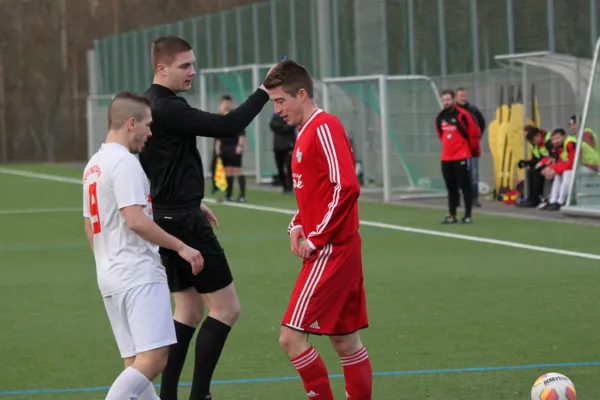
[321,74,443,202]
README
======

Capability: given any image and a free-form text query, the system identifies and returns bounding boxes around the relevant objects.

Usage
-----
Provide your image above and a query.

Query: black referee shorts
[153,207,233,294]
[221,150,242,168]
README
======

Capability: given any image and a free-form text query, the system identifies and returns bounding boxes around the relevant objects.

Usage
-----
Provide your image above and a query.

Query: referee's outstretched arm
[161,89,269,138]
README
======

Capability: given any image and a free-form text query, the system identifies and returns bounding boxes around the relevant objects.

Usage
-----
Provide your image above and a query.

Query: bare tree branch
[0,0,264,162]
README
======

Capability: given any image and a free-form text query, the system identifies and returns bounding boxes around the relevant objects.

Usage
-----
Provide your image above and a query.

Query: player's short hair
[440,89,455,98]
[151,36,193,70]
[524,125,541,141]
[552,128,567,137]
[221,94,233,102]
[456,87,466,93]
[262,60,314,98]
[107,91,151,129]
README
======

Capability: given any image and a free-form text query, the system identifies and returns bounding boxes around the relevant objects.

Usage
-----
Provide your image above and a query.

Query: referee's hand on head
[177,243,204,275]
[261,62,284,90]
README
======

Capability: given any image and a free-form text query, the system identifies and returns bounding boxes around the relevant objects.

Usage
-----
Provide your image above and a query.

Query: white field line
[2,167,600,261]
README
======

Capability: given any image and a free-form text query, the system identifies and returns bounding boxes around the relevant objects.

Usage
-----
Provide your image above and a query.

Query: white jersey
[82,143,167,297]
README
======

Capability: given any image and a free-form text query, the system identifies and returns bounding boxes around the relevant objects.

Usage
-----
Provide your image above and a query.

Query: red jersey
[551,138,576,175]
[435,106,481,161]
[287,109,360,250]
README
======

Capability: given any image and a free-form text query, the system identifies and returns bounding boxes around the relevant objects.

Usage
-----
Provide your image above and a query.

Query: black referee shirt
[139,84,269,210]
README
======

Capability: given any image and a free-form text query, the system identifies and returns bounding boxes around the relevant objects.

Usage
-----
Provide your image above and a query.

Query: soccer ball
[478,181,491,195]
[531,373,576,400]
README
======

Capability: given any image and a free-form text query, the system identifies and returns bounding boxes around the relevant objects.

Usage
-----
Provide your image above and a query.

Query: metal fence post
[379,74,391,202]
[407,0,416,75]
[252,64,262,183]
[437,0,447,76]
[289,0,297,60]
[590,0,597,57]
[271,1,278,62]
[470,0,479,73]
[253,4,260,63]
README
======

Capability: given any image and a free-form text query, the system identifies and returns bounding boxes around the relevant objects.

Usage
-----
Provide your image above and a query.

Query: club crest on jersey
[296,148,302,163]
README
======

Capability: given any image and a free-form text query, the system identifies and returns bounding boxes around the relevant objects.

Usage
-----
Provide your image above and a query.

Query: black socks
[237,175,246,198]
[189,316,232,399]
[225,176,234,199]
[160,321,196,400]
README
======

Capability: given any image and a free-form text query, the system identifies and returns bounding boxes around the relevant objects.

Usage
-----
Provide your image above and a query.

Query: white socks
[105,367,152,400]
[140,382,161,400]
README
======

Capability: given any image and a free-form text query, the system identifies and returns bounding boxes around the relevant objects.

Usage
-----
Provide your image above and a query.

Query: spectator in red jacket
[540,128,575,210]
[435,89,481,224]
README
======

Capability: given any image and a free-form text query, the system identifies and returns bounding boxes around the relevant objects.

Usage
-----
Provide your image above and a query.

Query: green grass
[0,164,599,399]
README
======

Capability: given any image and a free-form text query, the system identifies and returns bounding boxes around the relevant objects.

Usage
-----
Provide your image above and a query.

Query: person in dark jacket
[456,88,486,207]
[270,113,296,193]
[436,89,481,224]
[516,125,553,208]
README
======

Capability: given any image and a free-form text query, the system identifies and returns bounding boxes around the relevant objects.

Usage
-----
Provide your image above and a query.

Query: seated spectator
[539,128,600,210]
[569,115,599,156]
[516,125,553,207]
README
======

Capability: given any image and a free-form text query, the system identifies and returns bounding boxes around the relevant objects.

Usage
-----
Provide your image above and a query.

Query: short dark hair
[108,91,151,129]
[552,128,567,137]
[440,89,455,98]
[456,87,466,92]
[151,36,193,70]
[262,60,314,98]
[221,94,233,102]
[525,125,542,142]
[524,125,541,141]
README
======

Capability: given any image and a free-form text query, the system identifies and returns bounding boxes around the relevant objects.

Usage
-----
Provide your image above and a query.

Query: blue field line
[1,361,599,396]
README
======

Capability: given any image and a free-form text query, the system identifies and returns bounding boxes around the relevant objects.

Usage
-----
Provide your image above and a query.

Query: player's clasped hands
[290,228,313,259]
[177,244,204,275]
[298,240,314,259]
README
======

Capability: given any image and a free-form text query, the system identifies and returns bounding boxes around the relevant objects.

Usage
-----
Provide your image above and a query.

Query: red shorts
[282,233,368,336]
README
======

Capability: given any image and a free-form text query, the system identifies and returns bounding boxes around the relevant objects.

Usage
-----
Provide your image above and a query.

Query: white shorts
[103,282,176,359]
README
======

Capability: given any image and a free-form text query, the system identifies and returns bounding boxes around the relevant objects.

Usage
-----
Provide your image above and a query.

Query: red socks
[341,346,373,399]
[291,346,373,399]
[291,347,334,399]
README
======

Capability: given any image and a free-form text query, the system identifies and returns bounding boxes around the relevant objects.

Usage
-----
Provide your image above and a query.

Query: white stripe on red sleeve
[306,123,341,250]
[287,209,302,235]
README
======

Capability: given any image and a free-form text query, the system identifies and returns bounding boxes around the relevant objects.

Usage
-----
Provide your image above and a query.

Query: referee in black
[139,36,273,400]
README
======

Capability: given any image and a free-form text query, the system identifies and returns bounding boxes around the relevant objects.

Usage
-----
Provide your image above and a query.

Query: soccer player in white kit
[82,91,204,400]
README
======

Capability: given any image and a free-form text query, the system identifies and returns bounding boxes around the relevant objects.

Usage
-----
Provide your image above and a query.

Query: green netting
[387,78,445,191]
[323,77,444,196]
[325,80,385,189]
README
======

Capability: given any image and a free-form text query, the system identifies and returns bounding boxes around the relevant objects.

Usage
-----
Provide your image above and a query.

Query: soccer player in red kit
[263,60,372,400]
